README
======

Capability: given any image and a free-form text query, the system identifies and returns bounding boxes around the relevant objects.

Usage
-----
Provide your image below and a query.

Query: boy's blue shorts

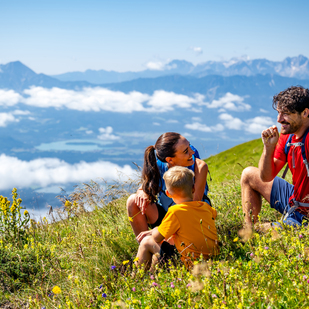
[270,176,305,226]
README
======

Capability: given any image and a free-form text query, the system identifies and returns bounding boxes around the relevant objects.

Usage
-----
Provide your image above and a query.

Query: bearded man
[241,86,309,227]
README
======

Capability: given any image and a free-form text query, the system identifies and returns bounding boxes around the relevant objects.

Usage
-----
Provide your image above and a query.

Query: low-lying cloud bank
[0,87,249,114]
[0,155,136,190]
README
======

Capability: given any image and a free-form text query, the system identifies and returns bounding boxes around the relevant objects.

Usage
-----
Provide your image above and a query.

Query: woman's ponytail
[142,145,161,203]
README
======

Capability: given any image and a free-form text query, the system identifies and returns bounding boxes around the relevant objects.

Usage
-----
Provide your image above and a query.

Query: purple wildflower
[178,305,181,308]
[111,265,116,270]
[152,282,158,287]
[186,283,191,288]
[303,275,307,280]
[307,279,309,284]
[264,247,269,250]
[102,293,107,298]
[250,253,254,257]
[299,234,303,239]
[150,275,155,280]
[177,278,182,281]
[99,284,103,289]
[212,294,218,298]
[170,282,175,288]
[132,287,136,292]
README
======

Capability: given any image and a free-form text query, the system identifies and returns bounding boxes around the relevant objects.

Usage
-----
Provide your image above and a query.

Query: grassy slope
[0,138,304,309]
[205,138,263,184]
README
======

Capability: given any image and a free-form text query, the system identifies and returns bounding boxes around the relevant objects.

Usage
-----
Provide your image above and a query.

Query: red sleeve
[274,134,289,162]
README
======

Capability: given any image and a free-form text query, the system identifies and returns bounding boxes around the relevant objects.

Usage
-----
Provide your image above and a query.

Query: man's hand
[261,125,279,146]
[134,189,150,215]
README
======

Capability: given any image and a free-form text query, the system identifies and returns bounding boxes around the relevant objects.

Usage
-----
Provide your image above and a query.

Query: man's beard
[280,120,302,135]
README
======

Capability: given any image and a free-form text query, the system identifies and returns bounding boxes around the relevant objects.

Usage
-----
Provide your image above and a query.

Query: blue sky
[1,0,309,74]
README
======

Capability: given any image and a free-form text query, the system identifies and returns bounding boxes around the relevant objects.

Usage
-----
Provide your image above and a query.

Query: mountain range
[51,55,309,84]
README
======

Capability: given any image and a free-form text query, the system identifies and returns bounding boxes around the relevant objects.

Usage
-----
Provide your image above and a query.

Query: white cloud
[260,108,269,113]
[145,61,165,71]
[219,113,244,130]
[12,110,31,115]
[185,122,224,132]
[0,155,136,190]
[147,90,205,112]
[206,93,251,112]
[166,119,179,124]
[219,113,274,133]
[189,47,203,55]
[0,89,23,106]
[19,87,206,114]
[245,116,274,134]
[23,87,149,113]
[97,126,119,140]
[153,122,160,126]
[86,130,93,134]
[0,113,19,127]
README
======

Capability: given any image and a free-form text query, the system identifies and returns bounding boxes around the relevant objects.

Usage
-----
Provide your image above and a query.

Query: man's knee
[241,166,259,186]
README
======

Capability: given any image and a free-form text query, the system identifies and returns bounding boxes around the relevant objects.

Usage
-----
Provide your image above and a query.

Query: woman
[127,132,210,239]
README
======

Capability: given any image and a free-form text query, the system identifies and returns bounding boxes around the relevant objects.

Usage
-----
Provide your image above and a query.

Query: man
[241,86,309,227]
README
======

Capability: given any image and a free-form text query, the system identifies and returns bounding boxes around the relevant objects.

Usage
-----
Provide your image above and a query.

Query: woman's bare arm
[193,158,208,201]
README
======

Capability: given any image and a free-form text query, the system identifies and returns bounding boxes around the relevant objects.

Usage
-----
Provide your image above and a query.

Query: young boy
[135,166,219,269]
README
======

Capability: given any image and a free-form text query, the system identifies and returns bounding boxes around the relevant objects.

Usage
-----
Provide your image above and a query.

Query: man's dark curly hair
[272,86,309,117]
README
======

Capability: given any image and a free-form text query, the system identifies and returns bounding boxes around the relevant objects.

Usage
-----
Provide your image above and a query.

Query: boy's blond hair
[163,166,194,197]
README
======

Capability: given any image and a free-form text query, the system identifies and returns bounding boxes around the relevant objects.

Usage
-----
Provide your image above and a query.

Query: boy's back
[157,200,218,262]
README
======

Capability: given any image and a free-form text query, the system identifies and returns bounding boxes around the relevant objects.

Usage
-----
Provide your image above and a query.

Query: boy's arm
[136,227,158,243]
[152,229,165,243]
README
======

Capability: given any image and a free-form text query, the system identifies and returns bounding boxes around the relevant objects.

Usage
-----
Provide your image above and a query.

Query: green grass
[0,139,306,309]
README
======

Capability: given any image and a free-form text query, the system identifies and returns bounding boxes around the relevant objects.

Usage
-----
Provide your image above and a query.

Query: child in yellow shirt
[135,166,219,269]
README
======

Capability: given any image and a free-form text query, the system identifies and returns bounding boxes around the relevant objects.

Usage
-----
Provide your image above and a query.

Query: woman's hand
[136,229,153,243]
[134,189,150,215]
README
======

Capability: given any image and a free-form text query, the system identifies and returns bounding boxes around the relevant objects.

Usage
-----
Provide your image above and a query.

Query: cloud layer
[0,155,136,190]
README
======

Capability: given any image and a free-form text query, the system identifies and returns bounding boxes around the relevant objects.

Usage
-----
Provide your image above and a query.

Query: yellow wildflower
[122,260,130,265]
[52,285,62,294]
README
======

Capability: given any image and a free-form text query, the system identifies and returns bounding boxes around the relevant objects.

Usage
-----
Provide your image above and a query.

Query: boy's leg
[135,236,160,270]
[241,167,273,226]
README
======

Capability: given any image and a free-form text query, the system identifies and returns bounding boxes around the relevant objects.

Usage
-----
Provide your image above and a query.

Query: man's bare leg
[240,166,273,227]
[126,194,159,237]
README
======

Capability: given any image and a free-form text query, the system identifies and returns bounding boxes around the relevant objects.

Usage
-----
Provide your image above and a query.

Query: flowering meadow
[0,139,308,308]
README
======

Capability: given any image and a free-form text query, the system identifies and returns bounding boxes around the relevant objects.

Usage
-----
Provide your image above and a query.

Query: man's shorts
[270,176,305,226]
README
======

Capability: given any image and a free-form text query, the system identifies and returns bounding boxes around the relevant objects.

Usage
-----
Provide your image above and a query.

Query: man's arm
[259,125,286,182]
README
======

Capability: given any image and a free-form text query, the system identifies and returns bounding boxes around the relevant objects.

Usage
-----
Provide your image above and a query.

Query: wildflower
[307,279,309,284]
[178,306,181,308]
[264,246,269,250]
[212,294,218,298]
[150,275,155,280]
[133,257,139,262]
[152,282,158,287]
[250,253,254,257]
[177,278,182,281]
[299,234,303,239]
[186,283,191,288]
[233,237,238,242]
[111,265,116,270]
[128,217,133,222]
[102,293,107,298]
[132,287,136,292]
[170,282,175,288]
[52,286,61,294]
[48,293,53,298]
[24,210,29,216]
[64,200,72,208]
[99,284,103,289]
[122,260,129,265]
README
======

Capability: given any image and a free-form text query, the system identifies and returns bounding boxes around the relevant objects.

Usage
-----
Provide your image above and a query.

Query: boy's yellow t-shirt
[157,201,219,262]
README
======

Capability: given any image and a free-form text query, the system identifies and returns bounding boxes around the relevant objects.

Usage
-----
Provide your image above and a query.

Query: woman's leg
[126,194,159,237]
